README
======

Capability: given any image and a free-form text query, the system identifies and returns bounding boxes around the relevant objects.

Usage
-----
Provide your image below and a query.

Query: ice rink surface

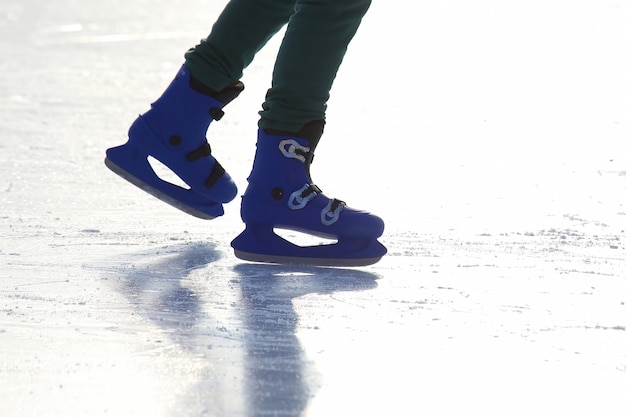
[1,0,626,415]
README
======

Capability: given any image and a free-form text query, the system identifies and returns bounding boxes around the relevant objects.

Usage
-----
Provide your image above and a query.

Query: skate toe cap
[335,208,384,238]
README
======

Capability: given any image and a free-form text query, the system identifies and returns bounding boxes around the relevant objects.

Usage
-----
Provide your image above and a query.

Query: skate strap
[301,183,322,198]
[289,183,346,225]
[204,161,225,188]
[184,142,226,188]
[280,139,345,225]
[279,139,311,163]
[209,108,225,121]
[321,198,346,226]
[186,142,212,162]
[288,183,321,209]
[328,198,345,212]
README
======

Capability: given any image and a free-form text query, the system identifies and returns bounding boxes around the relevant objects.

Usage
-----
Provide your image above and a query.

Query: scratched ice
[1,1,625,416]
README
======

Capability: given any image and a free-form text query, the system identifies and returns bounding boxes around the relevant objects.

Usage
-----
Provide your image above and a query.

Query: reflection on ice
[106,244,378,416]
[236,264,378,417]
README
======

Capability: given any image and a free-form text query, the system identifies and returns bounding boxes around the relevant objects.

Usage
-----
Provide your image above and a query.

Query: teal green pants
[184,0,371,133]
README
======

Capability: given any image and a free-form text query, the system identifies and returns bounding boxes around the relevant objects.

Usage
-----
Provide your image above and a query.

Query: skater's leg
[232,0,387,265]
[106,0,297,218]
[185,0,297,91]
[259,0,372,133]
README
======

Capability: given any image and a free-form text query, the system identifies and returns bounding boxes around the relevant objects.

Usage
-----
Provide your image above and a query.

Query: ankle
[189,75,244,105]
[261,120,325,149]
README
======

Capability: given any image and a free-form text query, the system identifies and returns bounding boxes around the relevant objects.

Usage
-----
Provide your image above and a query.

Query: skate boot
[231,121,387,266]
[105,65,244,219]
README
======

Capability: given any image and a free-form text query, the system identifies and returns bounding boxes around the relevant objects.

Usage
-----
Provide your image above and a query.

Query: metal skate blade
[104,157,220,220]
[233,249,383,267]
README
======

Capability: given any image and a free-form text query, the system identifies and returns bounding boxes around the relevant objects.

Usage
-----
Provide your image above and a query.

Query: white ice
[1,0,625,416]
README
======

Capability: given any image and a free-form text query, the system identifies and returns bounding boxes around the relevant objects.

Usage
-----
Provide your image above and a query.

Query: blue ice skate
[231,121,387,266]
[105,65,244,219]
